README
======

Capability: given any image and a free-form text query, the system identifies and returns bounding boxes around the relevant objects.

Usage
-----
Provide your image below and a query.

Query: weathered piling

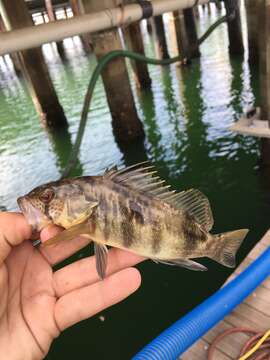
[81,0,144,143]
[124,21,152,89]
[0,0,67,129]
[69,0,91,52]
[259,0,270,165]
[183,8,200,58]
[173,7,200,60]
[154,15,170,59]
[44,0,65,58]
[245,0,259,64]
[224,0,244,56]
[173,10,189,60]
[146,18,153,34]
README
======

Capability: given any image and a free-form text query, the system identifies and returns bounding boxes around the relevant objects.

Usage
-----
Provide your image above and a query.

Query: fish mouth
[17,196,51,232]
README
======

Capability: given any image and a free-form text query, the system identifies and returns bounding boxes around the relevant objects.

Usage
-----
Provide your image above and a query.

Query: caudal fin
[208,229,249,268]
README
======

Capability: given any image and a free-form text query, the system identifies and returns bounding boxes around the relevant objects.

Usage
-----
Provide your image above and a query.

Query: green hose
[61,13,228,178]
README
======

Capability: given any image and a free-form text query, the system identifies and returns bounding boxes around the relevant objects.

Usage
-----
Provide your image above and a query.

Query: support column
[124,21,151,89]
[0,0,67,129]
[82,0,144,143]
[69,0,91,52]
[245,0,259,64]
[45,0,65,58]
[146,18,153,34]
[154,15,170,59]
[224,0,244,55]
[183,8,200,58]
[259,0,270,165]
[173,10,189,59]
[0,13,21,74]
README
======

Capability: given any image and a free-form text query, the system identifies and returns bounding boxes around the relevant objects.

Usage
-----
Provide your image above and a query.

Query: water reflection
[47,127,83,177]
[138,88,162,162]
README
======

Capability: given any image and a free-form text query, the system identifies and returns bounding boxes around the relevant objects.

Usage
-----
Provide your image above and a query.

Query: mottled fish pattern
[17,162,249,279]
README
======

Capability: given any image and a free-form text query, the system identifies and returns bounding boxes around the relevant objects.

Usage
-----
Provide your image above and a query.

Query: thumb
[0,212,32,264]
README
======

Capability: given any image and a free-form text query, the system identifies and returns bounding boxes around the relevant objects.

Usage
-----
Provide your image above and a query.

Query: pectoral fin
[64,200,98,227]
[42,221,90,247]
[153,258,207,271]
[94,243,108,279]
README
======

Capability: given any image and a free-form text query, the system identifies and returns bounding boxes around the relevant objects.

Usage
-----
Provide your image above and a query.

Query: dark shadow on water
[137,88,163,162]
[120,136,148,167]
[47,127,83,178]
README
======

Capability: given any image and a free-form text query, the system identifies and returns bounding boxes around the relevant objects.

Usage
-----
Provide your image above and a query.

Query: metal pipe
[0,0,208,55]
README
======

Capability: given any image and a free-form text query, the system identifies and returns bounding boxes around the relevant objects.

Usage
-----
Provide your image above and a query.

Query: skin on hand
[0,213,143,360]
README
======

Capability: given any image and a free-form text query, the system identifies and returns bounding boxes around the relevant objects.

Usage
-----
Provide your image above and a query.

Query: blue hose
[133,245,270,360]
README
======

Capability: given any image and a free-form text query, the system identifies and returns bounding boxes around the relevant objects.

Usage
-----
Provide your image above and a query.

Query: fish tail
[208,229,249,268]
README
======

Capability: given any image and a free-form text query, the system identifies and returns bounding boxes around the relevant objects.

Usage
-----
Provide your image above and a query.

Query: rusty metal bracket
[136,0,153,19]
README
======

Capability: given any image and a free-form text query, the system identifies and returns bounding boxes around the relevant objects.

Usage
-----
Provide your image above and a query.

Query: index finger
[0,212,32,264]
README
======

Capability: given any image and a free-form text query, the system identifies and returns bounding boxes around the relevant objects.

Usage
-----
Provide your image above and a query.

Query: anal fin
[153,258,207,271]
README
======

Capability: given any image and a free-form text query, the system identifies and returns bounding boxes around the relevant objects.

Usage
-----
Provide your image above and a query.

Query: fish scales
[17,162,249,279]
[75,176,210,259]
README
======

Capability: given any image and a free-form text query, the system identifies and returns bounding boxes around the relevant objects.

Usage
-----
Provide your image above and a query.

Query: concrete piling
[224,0,244,56]
[173,10,190,60]
[81,0,144,143]
[69,0,91,52]
[245,0,259,64]
[44,0,65,58]
[0,0,68,129]
[124,21,152,89]
[173,6,200,60]
[154,15,170,59]
[183,8,200,58]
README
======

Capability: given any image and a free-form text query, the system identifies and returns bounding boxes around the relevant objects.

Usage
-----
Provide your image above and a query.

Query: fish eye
[39,189,55,204]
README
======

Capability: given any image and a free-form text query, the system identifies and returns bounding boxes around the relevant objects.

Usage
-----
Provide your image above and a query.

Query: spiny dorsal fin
[104,163,214,231]
[104,161,174,198]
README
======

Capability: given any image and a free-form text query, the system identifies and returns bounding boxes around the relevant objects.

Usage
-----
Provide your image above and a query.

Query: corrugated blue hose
[133,245,270,360]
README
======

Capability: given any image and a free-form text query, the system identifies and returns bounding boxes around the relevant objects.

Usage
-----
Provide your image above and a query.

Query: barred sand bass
[17,163,249,279]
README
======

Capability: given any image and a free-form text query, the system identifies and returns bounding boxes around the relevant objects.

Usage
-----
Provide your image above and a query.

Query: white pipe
[0,0,208,55]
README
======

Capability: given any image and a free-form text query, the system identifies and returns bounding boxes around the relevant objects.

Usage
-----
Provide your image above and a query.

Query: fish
[17,162,249,279]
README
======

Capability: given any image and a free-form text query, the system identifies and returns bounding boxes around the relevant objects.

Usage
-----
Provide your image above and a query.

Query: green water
[0,3,268,359]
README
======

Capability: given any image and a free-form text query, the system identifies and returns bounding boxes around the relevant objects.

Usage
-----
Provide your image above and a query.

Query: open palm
[0,213,142,360]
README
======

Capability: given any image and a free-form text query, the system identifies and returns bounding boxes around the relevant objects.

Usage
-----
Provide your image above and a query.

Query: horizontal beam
[0,0,208,55]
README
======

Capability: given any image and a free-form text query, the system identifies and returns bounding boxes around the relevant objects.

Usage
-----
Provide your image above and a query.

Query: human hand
[0,212,142,360]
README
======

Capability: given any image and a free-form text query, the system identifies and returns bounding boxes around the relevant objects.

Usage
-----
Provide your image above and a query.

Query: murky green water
[0,3,268,359]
